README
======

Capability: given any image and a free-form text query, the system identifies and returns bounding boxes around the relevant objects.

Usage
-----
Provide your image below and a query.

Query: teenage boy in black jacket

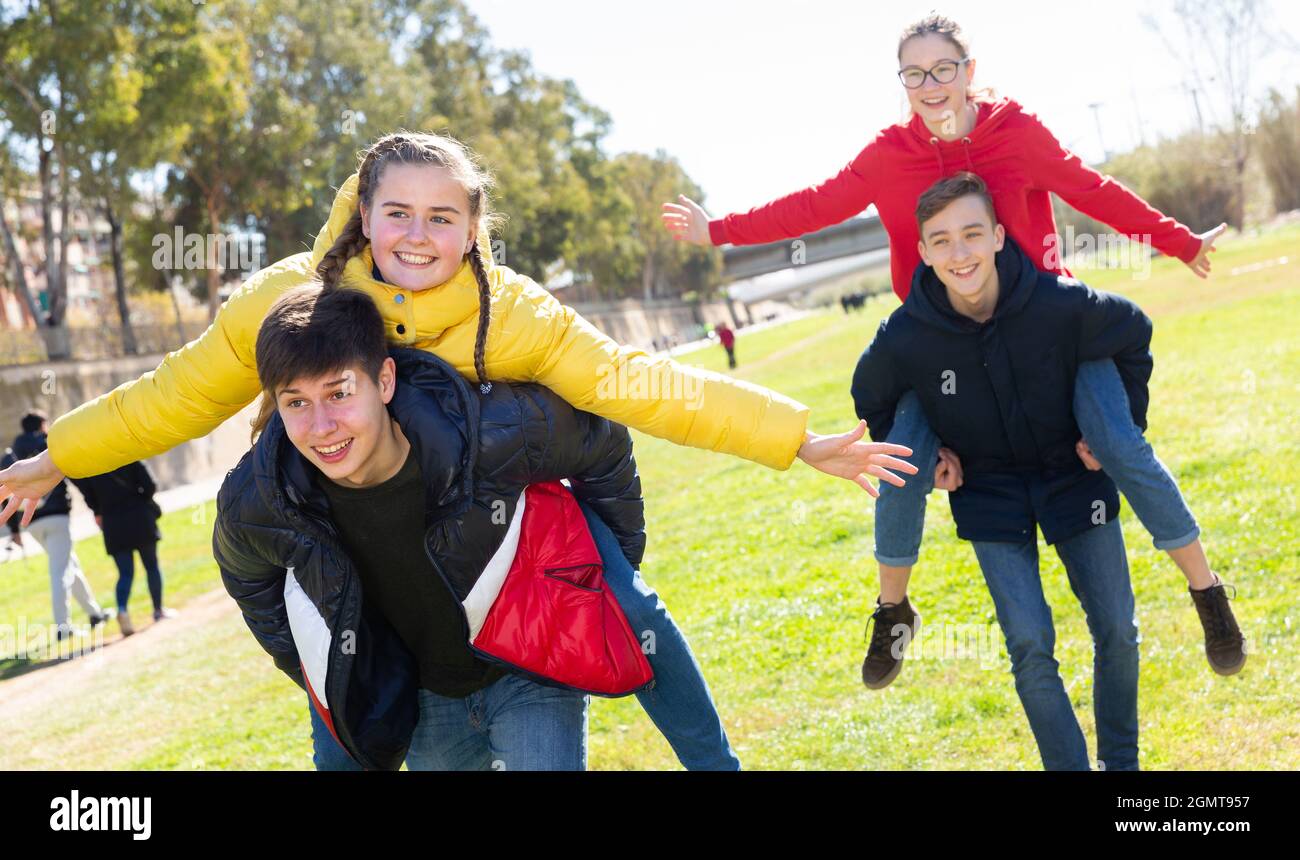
[850,172,1234,770]
[216,284,649,770]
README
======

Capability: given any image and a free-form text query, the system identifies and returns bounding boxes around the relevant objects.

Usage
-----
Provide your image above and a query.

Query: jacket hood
[308,173,498,343]
[902,96,1024,176]
[904,235,1039,333]
[252,348,479,532]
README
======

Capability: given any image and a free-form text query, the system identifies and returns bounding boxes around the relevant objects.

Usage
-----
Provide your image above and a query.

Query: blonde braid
[314,211,369,293]
[468,241,493,394]
[314,139,402,292]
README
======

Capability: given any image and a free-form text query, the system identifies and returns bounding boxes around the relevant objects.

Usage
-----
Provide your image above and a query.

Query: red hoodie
[709,98,1201,300]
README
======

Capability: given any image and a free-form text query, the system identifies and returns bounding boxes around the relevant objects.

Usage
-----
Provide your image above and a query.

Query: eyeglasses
[897,59,969,89]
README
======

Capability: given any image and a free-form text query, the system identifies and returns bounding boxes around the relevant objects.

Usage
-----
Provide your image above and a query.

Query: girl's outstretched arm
[1022,111,1223,277]
[0,254,313,528]
[495,275,914,493]
[662,144,881,247]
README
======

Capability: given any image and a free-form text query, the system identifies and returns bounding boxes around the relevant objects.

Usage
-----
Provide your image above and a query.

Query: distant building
[1,189,114,330]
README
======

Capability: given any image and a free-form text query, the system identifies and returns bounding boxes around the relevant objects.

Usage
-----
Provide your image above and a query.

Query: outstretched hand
[1185,223,1227,279]
[796,420,918,497]
[661,194,713,246]
[0,450,63,529]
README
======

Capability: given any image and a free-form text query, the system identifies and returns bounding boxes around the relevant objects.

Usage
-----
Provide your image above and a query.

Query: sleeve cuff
[1177,231,1202,264]
[708,218,730,246]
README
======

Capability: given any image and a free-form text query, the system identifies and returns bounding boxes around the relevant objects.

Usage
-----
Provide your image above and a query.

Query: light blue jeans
[972,519,1140,771]
[309,673,586,771]
[404,675,588,771]
[875,359,1200,565]
[311,501,740,771]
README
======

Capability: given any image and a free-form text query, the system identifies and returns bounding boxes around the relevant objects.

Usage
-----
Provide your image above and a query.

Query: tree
[1143,0,1273,228]
[0,0,84,357]
[1255,87,1300,212]
[598,151,720,301]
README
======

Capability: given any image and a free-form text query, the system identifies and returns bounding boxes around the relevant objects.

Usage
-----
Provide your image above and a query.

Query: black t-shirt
[315,445,504,698]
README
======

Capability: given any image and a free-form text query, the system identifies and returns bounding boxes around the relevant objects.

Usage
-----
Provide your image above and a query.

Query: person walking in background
[10,411,111,640]
[71,461,176,637]
[715,322,737,369]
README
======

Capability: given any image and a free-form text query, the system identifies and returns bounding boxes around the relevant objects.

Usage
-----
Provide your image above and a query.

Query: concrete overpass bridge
[720,215,893,307]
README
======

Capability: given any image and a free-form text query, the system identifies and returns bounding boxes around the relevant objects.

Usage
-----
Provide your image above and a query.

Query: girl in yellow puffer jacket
[0,132,916,770]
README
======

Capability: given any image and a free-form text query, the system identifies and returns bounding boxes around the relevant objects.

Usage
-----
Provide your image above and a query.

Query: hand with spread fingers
[796,420,918,497]
[661,194,713,246]
[0,449,63,529]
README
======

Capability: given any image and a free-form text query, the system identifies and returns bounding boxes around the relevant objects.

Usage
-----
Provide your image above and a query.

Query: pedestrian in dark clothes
[72,462,176,636]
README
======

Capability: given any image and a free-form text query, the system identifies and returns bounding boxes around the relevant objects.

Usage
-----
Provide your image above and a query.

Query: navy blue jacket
[851,237,1153,544]
[11,431,73,524]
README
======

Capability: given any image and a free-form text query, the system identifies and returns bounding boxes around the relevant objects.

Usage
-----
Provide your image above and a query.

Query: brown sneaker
[861,596,921,690]
[1189,577,1246,676]
[118,610,135,637]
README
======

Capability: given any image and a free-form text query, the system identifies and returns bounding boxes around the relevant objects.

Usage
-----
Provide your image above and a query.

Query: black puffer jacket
[71,462,162,555]
[213,348,645,770]
[852,237,1153,545]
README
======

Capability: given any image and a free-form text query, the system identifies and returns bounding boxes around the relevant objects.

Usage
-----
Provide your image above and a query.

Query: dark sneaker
[861,596,921,690]
[89,611,112,629]
[1189,578,1246,676]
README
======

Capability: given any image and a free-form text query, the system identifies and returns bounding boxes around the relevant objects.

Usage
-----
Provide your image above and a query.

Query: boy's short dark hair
[255,283,388,398]
[916,171,998,234]
[20,411,47,434]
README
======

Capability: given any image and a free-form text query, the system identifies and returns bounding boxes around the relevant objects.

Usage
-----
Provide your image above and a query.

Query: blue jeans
[310,674,585,770]
[875,358,1200,565]
[972,519,1140,771]
[110,543,164,614]
[405,675,587,771]
[311,502,740,771]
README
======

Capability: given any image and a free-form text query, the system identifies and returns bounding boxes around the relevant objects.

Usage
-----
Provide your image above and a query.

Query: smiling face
[898,33,975,129]
[276,357,403,488]
[359,162,477,292]
[917,194,1005,312]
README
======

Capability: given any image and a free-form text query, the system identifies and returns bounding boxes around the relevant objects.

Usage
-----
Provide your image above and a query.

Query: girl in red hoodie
[663,14,1243,691]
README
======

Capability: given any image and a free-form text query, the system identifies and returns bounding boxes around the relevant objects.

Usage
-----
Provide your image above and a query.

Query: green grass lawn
[1,224,1297,770]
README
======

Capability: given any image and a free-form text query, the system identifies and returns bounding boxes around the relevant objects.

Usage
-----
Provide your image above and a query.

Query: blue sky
[469,0,1300,216]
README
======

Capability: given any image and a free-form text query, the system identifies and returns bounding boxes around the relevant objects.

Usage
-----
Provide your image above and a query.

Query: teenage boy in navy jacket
[850,173,1240,770]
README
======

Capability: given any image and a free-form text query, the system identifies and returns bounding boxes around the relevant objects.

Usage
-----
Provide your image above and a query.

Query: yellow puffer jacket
[48,174,809,478]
